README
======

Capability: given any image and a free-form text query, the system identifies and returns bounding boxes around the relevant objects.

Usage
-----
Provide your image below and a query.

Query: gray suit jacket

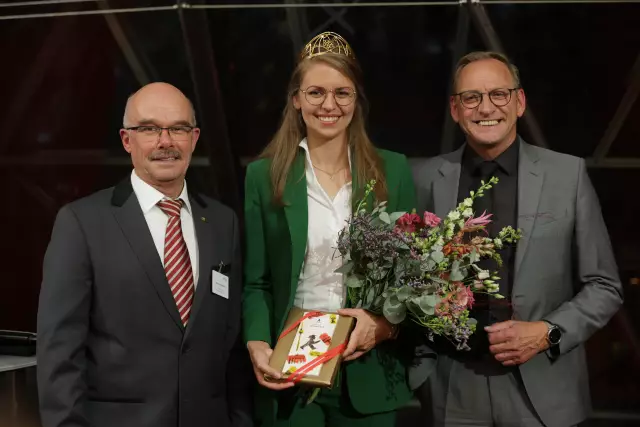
[37,178,253,427]
[410,139,623,427]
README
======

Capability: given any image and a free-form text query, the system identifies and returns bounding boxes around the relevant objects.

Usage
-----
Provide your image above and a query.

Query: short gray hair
[453,51,521,93]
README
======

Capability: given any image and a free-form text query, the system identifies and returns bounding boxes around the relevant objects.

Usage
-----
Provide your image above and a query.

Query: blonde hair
[261,53,387,206]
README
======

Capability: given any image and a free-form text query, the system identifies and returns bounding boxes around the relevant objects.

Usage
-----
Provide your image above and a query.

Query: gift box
[268,307,354,388]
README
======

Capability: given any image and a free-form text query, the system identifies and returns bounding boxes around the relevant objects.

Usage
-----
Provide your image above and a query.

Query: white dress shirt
[130,170,199,287]
[294,139,352,312]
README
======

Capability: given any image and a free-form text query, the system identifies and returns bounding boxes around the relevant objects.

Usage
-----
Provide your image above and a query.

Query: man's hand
[485,320,549,366]
[337,308,397,362]
[246,340,294,390]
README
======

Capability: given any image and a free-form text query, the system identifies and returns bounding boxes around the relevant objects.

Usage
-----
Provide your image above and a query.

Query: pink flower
[465,211,493,228]
[394,213,424,233]
[423,211,441,228]
[451,282,471,307]
[465,287,475,309]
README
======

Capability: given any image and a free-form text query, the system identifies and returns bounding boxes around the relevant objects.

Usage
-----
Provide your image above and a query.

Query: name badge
[211,269,229,299]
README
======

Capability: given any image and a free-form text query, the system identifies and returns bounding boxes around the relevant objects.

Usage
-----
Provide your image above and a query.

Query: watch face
[549,327,562,344]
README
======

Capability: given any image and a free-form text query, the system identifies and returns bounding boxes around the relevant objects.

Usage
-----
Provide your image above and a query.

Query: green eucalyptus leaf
[363,286,376,307]
[383,294,407,324]
[422,259,437,272]
[389,211,406,223]
[396,285,414,302]
[379,211,391,224]
[431,250,444,263]
[345,275,363,288]
[417,294,438,316]
[450,269,465,281]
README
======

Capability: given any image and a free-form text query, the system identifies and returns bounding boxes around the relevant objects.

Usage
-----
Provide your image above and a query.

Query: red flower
[394,213,424,233]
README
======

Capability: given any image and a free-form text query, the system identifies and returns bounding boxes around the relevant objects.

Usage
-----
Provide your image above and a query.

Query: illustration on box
[282,312,339,377]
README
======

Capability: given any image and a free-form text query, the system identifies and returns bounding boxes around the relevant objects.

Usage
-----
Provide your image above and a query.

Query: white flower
[462,208,473,218]
[463,198,473,207]
[477,270,490,280]
[448,211,461,221]
[494,238,503,248]
[484,280,500,292]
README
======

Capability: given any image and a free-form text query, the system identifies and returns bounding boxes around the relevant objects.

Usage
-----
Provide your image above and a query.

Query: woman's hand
[246,340,295,390]
[337,309,398,361]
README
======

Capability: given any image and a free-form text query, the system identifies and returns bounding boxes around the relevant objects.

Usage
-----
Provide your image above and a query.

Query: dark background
[0,0,638,425]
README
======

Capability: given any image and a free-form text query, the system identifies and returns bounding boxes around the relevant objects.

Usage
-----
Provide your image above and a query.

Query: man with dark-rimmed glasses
[411,52,622,427]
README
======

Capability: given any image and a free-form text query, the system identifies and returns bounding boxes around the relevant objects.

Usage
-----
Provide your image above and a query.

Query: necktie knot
[158,199,183,218]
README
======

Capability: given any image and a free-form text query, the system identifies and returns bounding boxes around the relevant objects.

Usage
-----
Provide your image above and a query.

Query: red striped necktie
[157,199,194,326]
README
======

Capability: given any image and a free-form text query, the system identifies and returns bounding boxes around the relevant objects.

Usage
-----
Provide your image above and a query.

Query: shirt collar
[298,138,353,172]
[462,137,519,177]
[130,170,192,214]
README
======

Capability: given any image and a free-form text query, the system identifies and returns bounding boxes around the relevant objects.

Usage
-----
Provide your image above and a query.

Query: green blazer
[243,148,416,420]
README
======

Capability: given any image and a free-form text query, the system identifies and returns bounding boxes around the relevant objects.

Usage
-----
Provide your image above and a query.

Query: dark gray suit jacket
[37,178,253,427]
[410,140,623,427]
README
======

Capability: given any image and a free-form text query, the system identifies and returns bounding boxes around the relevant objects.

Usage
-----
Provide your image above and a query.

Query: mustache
[148,150,182,160]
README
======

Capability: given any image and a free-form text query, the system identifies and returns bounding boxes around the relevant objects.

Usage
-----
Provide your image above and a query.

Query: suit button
[183,344,191,353]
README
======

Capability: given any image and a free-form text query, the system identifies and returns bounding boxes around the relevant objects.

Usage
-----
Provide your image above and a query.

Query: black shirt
[455,139,519,356]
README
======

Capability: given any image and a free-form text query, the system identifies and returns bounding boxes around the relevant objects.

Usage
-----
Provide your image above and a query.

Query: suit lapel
[111,179,183,331]
[515,142,544,276]
[184,197,227,339]
[433,147,463,219]
[283,152,309,297]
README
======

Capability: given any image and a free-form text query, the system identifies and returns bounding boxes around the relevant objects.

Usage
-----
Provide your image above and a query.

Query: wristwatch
[544,321,562,346]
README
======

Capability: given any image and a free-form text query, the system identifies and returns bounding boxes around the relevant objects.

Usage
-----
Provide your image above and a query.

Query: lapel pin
[201,216,207,223]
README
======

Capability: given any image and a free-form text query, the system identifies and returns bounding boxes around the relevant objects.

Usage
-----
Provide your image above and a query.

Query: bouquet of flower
[335,177,522,350]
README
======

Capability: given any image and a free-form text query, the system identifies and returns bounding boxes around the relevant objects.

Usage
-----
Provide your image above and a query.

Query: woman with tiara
[243,32,418,427]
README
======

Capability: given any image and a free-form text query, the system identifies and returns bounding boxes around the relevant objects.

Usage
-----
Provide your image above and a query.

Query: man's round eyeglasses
[125,125,195,141]
[453,88,519,109]
[299,86,356,106]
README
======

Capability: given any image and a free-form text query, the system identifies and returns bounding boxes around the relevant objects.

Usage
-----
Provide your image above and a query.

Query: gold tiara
[300,32,355,61]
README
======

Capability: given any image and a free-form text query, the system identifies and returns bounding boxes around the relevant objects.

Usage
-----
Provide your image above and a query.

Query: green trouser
[273,373,397,427]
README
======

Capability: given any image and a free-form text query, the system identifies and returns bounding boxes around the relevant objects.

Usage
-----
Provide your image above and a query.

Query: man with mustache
[37,82,253,427]
[411,52,623,426]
